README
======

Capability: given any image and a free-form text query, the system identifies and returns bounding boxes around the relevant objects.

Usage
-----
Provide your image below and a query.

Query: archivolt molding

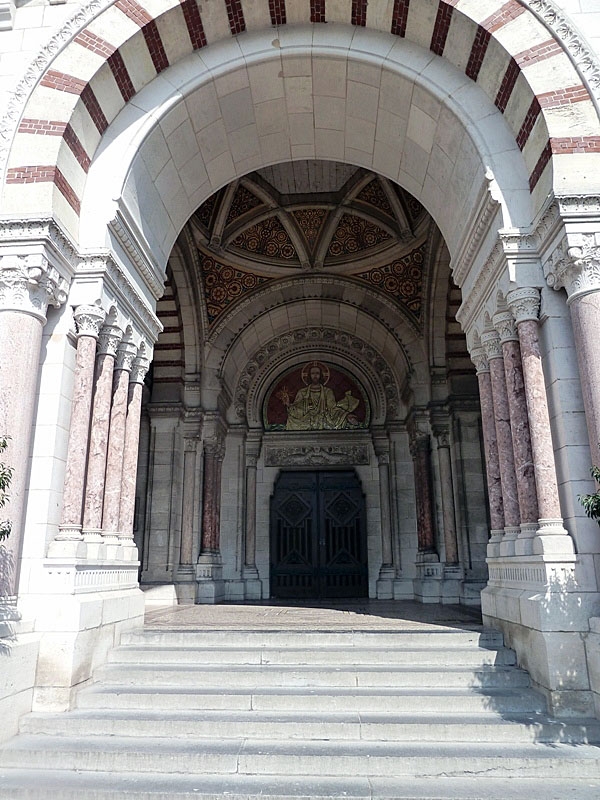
[109,209,165,301]
[233,327,402,427]
[456,242,505,343]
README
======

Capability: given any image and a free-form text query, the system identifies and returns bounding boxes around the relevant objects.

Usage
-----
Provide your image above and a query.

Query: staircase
[1,624,600,798]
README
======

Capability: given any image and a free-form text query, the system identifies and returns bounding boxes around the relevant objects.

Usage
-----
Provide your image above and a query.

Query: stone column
[471,347,504,557]
[118,352,150,550]
[412,435,436,554]
[242,433,262,599]
[81,324,122,544]
[374,434,395,597]
[0,254,67,596]
[52,306,106,550]
[179,439,198,570]
[196,430,226,604]
[494,311,539,555]
[481,330,520,555]
[434,426,459,565]
[507,288,573,553]
[101,339,137,546]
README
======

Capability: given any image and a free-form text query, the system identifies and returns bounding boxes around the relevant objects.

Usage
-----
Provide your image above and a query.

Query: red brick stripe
[551,136,600,153]
[529,140,551,191]
[81,85,109,134]
[63,124,92,173]
[6,165,80,213]
[352,0,367,27]
[495,58,519,113]
[224,0,246,34]
[115,0,151,26]
[74,29,116,58]
[516,98,541,150]
[390,0,409,37]
[481,1,525,34]
[514,39,562,67]
[537,84,589,108]
[40,70,86,95]
[466,26,491,81]
[310,0,326,24]
[430,2,453,56]
[143,20,169,73]
[268,0,286,25]
[18,118,67,135]
[107,51,136,102]
[180,0,207,49]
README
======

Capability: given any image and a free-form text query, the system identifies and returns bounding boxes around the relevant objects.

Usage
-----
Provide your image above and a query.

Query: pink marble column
[180,441,198,567]
[507,288,572,551]
[481,330,520,554]
[471,347,504,556]
[412,435,436,554]
[200,440,225,555]
[0,254,67,596]
[118,353,150,544]
[101,340,137,544]
[243,454,258,571]
[82,324,122,542]
[377,452,394,569]
[56,305,106,542]
[494,311,539,555]
[434,427,459,565]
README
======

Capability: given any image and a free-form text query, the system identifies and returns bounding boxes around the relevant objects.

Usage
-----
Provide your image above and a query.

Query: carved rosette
[73,304,105,339]
[470,346,489,375]
[493,310,518,343]
[506,287,540,324]
[115,340,138,372]
[0,254,68,321]
[547,235,600,304]
[98,324,123,357]
[481,330,503,361]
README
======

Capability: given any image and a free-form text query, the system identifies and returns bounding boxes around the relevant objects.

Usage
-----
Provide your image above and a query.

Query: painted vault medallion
[264,362,370,431]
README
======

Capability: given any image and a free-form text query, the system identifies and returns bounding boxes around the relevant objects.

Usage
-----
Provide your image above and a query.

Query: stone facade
[1,0,600,741]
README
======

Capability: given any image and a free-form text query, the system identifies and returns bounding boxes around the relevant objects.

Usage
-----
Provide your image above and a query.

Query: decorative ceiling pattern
[356,180,394,218]
[291,208,328,252]
[195,191,220,229]
[327,214,391,258]
[200,253,272,323]
[230,216,298,261]
[357,243,426,325]
[226,184,264,226]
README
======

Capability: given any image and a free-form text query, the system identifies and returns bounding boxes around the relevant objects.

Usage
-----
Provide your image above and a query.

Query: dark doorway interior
[270,470,368,599]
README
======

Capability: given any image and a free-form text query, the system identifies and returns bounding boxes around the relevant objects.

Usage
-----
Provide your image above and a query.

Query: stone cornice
[451,176,502,288]
[109,208,165,301]
[455,242,504,337]
[0,216,78,277]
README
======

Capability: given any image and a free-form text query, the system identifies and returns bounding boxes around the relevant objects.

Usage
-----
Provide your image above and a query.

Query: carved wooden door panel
[270,470,368,599]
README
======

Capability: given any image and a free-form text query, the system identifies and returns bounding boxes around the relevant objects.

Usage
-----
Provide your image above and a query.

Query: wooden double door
[270,470,368,599]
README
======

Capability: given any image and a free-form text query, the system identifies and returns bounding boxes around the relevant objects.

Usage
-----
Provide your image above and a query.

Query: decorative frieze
[264,444,370,467]
[0,254,68,320]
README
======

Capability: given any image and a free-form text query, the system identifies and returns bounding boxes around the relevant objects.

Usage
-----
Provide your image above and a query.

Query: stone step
[120,629,504,649]
[108,644,517,667]
[0,769,599,800]
[94,662,531,689]
[76,684,547,714]
[2,735,600,779]
[20,708,600,744]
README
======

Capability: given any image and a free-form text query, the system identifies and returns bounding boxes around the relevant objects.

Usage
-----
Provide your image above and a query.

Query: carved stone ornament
[480,330,503,361]
[204,438,226,461]
[73,304,105,338]
[433,428,450,448]
[130,354,150,385]
[98,324,123,357]
[470,346,489,375]
[0,253,68,319]
[264,444,370,467]
[544,235,600,302]
[115,340,138,372]
[493,310,518,343]
[506,287,541,324]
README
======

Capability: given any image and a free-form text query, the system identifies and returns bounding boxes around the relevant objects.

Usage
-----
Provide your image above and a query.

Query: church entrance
[269,470,368,600]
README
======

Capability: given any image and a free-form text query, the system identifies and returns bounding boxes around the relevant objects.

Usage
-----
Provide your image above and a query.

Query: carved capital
[409,435,430,459]
[98,324,123,357]
[73,304,105,338]
[433,427,450,448]
[470,346,489,375]
[506,287,540,324]
[545,234,600,303]
[0,254,68,320]
[480,330,503,361]
[493,310,518,343]
[204,438,225,461]
[130,354,150,384]
[115,340,138,372]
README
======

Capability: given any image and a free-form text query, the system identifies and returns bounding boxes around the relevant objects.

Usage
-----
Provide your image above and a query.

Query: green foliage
[578,463,600,527]
[0,436,12,542]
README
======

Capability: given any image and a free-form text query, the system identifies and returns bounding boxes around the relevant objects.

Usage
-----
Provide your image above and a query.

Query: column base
[499,526,520,557]
[533,519,576,556]
[173,565,196,604]
[486,529,504,559]
[242,566,263,600]
[376,564,396,599]
[413,553,442,603]
[195,552,225,604]
[515,522,538,556]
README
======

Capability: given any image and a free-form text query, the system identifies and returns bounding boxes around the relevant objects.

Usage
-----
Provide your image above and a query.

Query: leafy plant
[578,464,600,527]
[0,436,12,542]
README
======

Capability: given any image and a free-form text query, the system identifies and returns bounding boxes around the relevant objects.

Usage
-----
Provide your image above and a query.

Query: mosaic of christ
[264,362,370,432]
